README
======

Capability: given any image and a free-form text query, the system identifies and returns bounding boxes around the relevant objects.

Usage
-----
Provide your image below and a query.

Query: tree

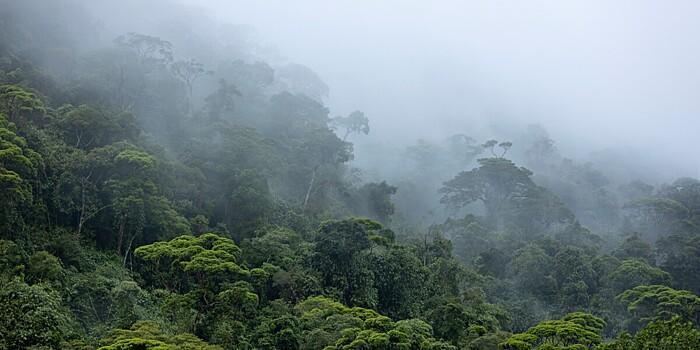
[241,227,302,268]
[619,180,654,202]
[425,297,472,345]
[54,104,139,150]
[66,259,158,335]
[73,46,147,113]
[0,239,23,277]
[171,59,211,115]
[617,285,700,330]
[498,142,513,157]
[296,128,352,210]
[0,112,41,235]
[441,158,533,216]
[509,244,557,302]
[350,181,398,224]
[135,233,249,293]
[114,32,173,67]
[598,317,700,350]
[313,218,393,307]
[371,246,429,319]
[265,92,330,139]
[135,233,257,340]
[657,178,700,219]
[99,320,221,350]
[657,230,700,293]
[607,259,671,295]
[481,140,498,157]
[330,110,369,141]
[202,79,241,120]
[440,157,572,231]
[500,312,605,350]
[614,233,654,264]
[0,278,73,349]
[554,246,596,309]
[0,84,45,124]
[623,197,690,238]
[446,134,483,165]
[480,139,513,158]
[67,142,189,256]
[26,250,64,284]
[295,296,453,350]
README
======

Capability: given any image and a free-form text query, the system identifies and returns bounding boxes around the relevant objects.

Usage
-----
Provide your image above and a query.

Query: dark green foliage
[26,250,64,284]
[598,317,700,350]
[613,233,654,264]
[0,239,24,276]
[657,230,700,294]
[53,104,139,150]
[312,218,385,306]
[0,112,41,235]
[509,244,557,301]
[0,279,73,349]
[350,181,398,224]
[440,157,574,234]
[0,2,699,348]
[617,285,700,329]
[295,296,454,350]
[607,260,671,294]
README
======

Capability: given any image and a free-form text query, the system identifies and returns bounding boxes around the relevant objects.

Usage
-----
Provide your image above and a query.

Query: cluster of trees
[1,1,699,349]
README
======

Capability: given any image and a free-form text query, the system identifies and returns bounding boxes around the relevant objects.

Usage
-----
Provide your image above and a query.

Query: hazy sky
[181,0,699,177]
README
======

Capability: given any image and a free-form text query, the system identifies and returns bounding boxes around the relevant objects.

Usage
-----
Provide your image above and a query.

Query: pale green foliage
[0,84,46,120]
[99,320,220,350]
[0,112,40,203]
[617,285,700,326]
[135,233,248,283]
[500,312,605,350]
[597,317,700,350]
[295,296,454,350]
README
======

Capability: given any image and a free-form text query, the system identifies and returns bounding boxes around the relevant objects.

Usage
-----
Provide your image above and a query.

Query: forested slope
[0,1,698,349]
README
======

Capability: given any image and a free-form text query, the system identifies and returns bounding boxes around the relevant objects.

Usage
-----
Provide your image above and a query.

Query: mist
[184,0,700,179]
[2,1,700,348]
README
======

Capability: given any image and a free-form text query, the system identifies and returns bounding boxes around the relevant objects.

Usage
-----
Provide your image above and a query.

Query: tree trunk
[123,234,136,267]
[77,181,86,236]
[187,83,193,116]
[116,213,127,255]
[303,166,318,210]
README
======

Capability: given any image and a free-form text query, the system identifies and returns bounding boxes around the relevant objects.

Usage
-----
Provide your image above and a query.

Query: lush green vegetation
[0,1,698,349]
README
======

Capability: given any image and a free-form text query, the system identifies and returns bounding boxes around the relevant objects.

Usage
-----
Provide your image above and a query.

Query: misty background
[181,0,700,181]
[51,0,700,181]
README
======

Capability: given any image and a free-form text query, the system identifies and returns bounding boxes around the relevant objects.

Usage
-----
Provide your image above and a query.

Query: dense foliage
[0,1,698,349]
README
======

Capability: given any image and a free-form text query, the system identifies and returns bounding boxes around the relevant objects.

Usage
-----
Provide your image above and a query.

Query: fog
[5,1,700,345]
[3,0,699,226]
[185,0,700,179]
